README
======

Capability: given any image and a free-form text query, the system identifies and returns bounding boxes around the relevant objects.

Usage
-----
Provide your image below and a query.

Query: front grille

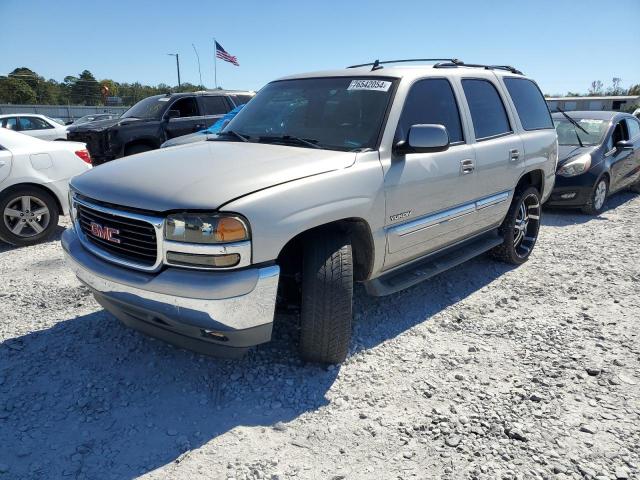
[77,204,158,267]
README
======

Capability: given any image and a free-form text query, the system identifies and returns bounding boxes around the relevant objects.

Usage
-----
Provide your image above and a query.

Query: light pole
[192,44,203,88]
[167,53,181,88]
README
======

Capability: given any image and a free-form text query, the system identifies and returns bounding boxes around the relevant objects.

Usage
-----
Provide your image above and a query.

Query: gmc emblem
[90,222,121,244]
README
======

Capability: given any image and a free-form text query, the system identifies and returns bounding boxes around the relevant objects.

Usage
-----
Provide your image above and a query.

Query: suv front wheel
[491,186,541,265]
[300,232,353,364]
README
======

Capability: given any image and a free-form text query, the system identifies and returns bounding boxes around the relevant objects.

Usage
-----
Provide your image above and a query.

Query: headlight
[164,213,250,269]
[557,153,591,177]
[165,213,249,244]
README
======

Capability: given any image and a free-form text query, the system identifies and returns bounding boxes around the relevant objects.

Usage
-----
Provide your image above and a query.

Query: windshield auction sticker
[347,80,392,92]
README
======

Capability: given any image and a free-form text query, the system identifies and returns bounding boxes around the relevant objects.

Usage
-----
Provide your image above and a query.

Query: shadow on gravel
[0,224,66,253]
[0,312,337,479]
[543,191,637,226]
[0,236,518,479]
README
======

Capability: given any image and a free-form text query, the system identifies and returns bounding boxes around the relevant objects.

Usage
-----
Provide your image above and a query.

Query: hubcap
[3,195,50,238]
[513,193,541,258]
[593,180,607,210]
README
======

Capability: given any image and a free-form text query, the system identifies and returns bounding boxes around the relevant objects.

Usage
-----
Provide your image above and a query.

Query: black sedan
[547,111,640,214]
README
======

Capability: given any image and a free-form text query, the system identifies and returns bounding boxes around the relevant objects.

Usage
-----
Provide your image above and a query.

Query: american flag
[215,41,239,66]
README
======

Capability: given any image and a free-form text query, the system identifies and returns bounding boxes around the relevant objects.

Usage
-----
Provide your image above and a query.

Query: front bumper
[546,172,597,207]
[62,228,280,358]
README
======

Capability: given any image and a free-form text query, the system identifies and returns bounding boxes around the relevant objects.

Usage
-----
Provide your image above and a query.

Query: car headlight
[557,153,591,177]
[164,213,250,269]
[165,213,249,243]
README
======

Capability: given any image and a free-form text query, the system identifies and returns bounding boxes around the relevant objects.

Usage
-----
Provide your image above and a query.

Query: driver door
[383,78,478,269]
[608,119,633,191]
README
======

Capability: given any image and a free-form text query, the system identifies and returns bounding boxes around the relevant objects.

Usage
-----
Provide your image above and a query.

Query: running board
[365,231,503,296]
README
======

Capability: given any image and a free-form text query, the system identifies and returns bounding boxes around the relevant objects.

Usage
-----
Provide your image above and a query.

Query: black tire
[299,232,353,364]
[124,144,152,156]
[582,176,609,215]
[0,186,59,246]
[491,186,541,265]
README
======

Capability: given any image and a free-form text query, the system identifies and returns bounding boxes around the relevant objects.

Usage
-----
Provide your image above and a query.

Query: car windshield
[554,117,609,146]
[121,95,168,120]
[220,77,396,151]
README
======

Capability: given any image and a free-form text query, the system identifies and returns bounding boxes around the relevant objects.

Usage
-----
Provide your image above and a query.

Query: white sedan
[0,128,92,246]
[0,113,68,141]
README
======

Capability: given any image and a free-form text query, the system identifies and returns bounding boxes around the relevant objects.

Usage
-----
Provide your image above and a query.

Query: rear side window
[231,95,253,106]
[626,117,640,139]
[1,117,17,130]
[170,97,200,117]
[504,78,553,130]
[395,78,464,144]
[462,79,512,140]
[201,96,230,115]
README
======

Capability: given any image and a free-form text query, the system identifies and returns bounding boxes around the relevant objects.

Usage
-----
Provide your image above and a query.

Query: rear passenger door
[460,78,524,229]
[384,78,478,268]
[198,95,232,129]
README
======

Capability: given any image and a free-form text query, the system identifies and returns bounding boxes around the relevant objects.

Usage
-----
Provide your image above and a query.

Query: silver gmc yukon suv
[62,59,557,364]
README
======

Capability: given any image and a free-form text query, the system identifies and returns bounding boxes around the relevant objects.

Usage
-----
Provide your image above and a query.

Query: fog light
[166,251,240,268]
[560,192,577,200]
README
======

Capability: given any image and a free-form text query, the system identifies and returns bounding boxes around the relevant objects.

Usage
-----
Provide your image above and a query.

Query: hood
[68,117,145,133]
[161,131,213,149]
[557,145,598,166]
[71,141,356,211]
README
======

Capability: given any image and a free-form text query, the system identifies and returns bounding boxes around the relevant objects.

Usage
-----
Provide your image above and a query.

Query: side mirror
[616,140,633,151]
[166,109,181,120]
[394,124,450,154]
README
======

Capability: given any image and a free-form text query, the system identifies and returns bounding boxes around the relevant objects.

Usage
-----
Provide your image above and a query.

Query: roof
[551,110,630,120]
[277,63,527,82]
[547,95,640,101]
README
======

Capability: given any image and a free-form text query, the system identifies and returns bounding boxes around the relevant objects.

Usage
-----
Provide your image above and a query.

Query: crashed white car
[0,128,92,246]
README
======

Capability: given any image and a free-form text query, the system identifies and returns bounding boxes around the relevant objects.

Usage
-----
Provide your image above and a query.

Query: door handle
[510,149,520,162]
[460,159,475,175]
[194,124,205,129]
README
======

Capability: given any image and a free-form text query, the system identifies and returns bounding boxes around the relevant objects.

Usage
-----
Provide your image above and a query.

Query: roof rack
[347,58,463,71]
[433,61,523,75]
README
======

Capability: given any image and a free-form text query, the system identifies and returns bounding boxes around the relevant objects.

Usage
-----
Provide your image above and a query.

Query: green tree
[70,70,101,105]
[0,76,37,103]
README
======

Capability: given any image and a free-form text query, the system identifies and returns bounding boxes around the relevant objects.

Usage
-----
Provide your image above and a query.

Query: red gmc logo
[90,222,121,244]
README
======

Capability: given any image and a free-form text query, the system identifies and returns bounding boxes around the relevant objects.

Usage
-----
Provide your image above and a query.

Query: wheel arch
[0,182,64,214]
[515,169,544,195]
[124,138,159,155]
[276,217,375,283]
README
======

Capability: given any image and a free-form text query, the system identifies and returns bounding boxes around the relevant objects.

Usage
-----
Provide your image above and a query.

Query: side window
[503,78,553,130]
[169,97,199,118]
[201,96,231,115]
[462,79,512,140]
[611,121,630,146]
[395,78,464,144]
[1,117,18,130]
[232,94,253,106]
[625,118,640,140]
[20,117,53,130]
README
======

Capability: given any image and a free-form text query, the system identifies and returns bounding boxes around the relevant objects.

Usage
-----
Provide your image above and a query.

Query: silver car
[62,59,557,364]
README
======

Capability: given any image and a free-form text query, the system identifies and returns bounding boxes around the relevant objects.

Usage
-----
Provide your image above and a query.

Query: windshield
[220,77,396,151]
[121,95,168,120]
[554,117,609,146]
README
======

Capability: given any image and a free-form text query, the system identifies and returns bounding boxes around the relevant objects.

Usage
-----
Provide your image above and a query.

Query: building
[546,95,640,113]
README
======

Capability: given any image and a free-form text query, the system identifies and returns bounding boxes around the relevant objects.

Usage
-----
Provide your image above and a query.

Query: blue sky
[2,0,639,95]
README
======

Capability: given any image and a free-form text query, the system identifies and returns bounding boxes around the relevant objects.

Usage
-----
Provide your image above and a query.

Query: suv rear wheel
[491,186,541,265]
[299,232,353,364]
[0,187,59,246]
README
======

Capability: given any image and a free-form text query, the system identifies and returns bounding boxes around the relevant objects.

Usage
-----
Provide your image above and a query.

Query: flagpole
[213,37,218,89]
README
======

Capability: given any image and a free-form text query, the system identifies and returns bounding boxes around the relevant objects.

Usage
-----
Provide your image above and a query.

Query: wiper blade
[556,107,586,148]
[258,135,321,149]
[215,130,250,142]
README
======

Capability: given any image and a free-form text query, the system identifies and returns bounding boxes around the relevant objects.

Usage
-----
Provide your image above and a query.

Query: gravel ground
[1,193,639,480]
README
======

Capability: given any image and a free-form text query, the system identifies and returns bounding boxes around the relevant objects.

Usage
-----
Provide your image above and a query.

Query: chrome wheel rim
[3,195,50,238]
[513,193,540,258]
[593,180,607,210]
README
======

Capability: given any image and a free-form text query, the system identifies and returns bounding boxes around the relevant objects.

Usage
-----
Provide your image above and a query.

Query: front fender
[221,152,386,267]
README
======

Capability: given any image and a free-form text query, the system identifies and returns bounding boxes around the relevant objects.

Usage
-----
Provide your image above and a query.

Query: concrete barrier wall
[0,104,130,123]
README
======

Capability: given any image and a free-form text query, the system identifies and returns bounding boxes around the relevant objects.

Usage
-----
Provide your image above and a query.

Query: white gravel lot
[0,193,639,480]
